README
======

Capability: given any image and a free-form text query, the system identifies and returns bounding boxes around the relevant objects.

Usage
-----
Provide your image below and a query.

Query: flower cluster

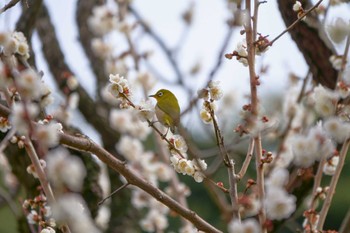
[34,120,63,148]
[292,1,306,20]
[228,218,260,233]
[168,134,207,183]
[22,193,56,232]
[88,5,118,36]
[311,85,339,118]
[10,102,39,135]
[326,17,350,44]
[0,31,30,59]
[46,149,87,192]
[291,123,334,168]
[110,108,151,140]
[52,194,101,233]
[264,168,296,220]
[107,74,132,108]
[198,81,223,124]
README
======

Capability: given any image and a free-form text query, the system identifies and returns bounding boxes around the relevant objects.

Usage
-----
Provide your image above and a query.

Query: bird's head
[149,89,174,103]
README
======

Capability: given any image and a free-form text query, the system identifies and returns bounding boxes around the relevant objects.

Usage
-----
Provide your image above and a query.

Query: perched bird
[149,89,180,134]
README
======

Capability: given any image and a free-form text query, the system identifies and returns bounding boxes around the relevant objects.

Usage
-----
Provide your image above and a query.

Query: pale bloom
[53,194,100,233]
[324,117,350,143]
[140,209,168,232]
[47,149,86,192]
[10,103,39,135]
[313,85,338,117]
[136,99,155,122]
[34,121,62,148]
[236,39,249,66]
[108,74,130,97]
[200,108,212,124]
[209,81,223,100]
[292,135,318,167]
[17,69,42,99]
[323,156,339,175]
[170,134,188,154]
[27,210,38,224]
[40,227,55,233]
[293,1,303,12]
[329,55,343,70]
[91,38,113,59]
[266,167,289,187]
[193,171,205,183]
[326,17,350,44]
[228,218,260,233]
[116,135,143,161]
[265,186,296,220]
[88,5,118,36]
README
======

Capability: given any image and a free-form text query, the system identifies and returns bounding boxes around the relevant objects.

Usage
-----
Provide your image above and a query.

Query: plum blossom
[264,186,296,220]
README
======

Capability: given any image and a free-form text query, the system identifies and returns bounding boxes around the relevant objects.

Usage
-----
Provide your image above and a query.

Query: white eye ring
[158,92,163,97]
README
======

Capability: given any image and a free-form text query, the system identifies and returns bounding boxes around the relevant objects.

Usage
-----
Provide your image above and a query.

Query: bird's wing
[157,100,180,123]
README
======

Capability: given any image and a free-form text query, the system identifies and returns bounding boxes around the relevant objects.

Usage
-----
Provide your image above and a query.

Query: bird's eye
[158,92,163,97]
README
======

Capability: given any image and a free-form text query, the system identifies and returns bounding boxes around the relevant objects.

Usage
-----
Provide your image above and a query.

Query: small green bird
[149,89,180,134]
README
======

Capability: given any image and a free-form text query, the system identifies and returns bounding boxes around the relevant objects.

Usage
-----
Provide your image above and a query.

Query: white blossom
[10,103,39,135]
[27,210,38,224]
[291,134,319,167]
[53,194,100,233]
[209,81,223,100]
[193,171,205,183]
[136,100,155,122]
[91,38,113,59]
[228,218,260,233]
[107,74,130,97]
[88,5,118,36]
[326,17,350,44]
[40,227,55,233]
[236,39,249,66]
[140,209,168,232]
[117,135,143,162]
[313,85,339,117]
[266,167,289,188]
[329,55,343,70]
[293,1,303,12]
[170,134,188,154]
[323,156,339,175]
[200,109,212,124]
[47,149,86,192]
[265,186,296,220]
[34,121,62,148]
[324,117,350,143]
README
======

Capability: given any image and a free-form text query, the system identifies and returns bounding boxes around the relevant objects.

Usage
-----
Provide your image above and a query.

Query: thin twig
[237,138,255,180]
[58,132,222,233]
[267,0,324,48]
[317,139,350,230]
[0,0,21,14]
[98,183,129,206]
[245,0,266,230]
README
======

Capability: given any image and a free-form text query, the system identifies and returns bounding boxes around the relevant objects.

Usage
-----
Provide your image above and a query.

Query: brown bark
[277,0,338,89]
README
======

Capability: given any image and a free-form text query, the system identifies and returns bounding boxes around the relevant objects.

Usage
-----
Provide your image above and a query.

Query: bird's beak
[149,94,156,98]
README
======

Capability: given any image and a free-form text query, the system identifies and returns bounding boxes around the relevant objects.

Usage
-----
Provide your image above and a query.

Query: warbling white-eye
[149,89,180,134]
